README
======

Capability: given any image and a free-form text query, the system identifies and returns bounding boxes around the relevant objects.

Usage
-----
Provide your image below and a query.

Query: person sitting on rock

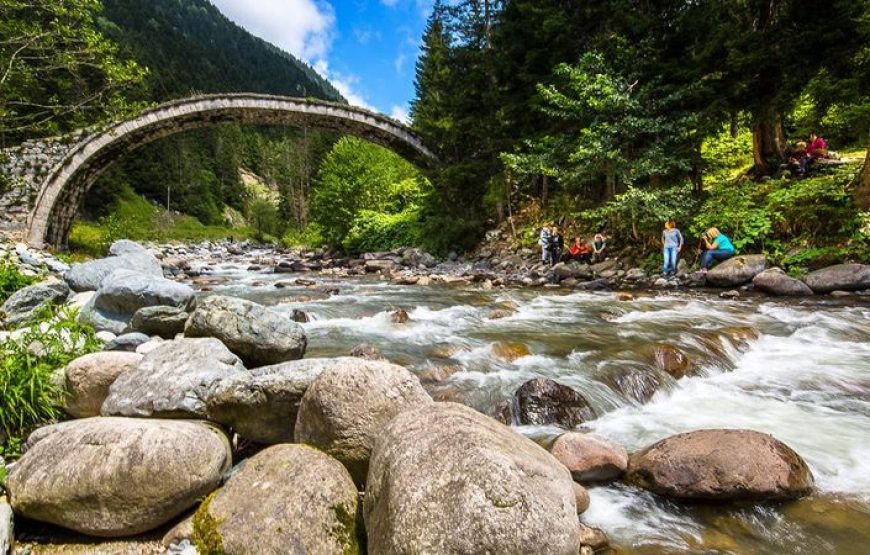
[569,237,591,263]
[539,225,552,265]
[548,227,564,266]
[698,227,736,275]
[591,233,607,263]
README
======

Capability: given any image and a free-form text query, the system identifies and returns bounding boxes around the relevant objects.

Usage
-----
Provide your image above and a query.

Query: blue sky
[209,0,434,122]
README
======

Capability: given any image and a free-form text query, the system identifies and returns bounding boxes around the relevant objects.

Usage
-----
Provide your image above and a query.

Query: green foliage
[343,209,423,253]
[691,178,774,251]
[246,197,279,243]
[0,258,36,304]
[281,224,325,249]
[0,305,102,459]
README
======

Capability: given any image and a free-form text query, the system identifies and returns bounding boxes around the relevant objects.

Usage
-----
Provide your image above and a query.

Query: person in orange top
[569,237,591,263]
[807,132,827,159]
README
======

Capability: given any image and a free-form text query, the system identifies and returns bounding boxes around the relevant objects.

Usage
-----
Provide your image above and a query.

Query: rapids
[201,262,870,554]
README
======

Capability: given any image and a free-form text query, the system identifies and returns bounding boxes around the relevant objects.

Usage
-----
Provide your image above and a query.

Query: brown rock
[577,524,609,550]
[350,342,385,360]
[550,432,628,483]
[417,364,461,383]
[513,378,596,427]
[63,352,143,418]
[652,344,691,379]
[390,309,410,324]
[573,483,590,514]
[627,429,814,501]
[616,292,635,301]
[492,341,531,362]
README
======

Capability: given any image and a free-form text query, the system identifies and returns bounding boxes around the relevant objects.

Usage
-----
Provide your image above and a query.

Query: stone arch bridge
[0,94,435,248]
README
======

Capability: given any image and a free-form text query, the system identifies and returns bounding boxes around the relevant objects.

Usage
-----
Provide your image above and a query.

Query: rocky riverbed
[1,239,869,554]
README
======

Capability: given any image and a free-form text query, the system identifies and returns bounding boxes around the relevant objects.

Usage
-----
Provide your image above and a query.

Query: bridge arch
[26,94,435,248]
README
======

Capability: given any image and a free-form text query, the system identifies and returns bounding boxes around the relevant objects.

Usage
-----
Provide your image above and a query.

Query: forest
[1,0,869,270]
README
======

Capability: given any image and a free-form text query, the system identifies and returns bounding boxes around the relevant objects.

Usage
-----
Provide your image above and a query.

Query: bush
[343,209,423,253]
[281,224,325,249]
[0,305,101,459]
[0,258,36,304]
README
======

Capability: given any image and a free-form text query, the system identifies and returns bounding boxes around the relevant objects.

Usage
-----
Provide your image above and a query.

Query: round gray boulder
[1,280,70,328]
[129,305,189,339]
[365,402,582,554]
[549,432,628,484]
[6,418,231,537]
[63,351,143,418]
[64,240,163,293]
[94,269,194,317]
[205,357,357,444]
[627,429,814,501]
[706,255,767,287]
[185,295,307,367]
[803,263,870,294]
[101,337,246,418]
[295,359,431,484]
[104,332,151,352]
[752,268,813,296]
[192,444,360,555]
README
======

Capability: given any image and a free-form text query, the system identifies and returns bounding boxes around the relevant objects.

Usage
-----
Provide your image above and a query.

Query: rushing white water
[201,269,870,554]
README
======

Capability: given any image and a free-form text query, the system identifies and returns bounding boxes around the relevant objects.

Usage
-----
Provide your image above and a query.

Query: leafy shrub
[281,224,325,249]
[0,305,102,459]
[343,209,423,254]
[691,177,773,251]
[0,258,36,304]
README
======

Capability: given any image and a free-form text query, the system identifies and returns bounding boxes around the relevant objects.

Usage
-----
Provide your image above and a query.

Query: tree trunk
[730,111,739,138]
[541,174,549,207]
[752,112,786,176]
[855,130,870,210]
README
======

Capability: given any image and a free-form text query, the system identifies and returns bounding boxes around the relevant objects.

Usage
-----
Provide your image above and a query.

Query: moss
[330,502,363,555]
[192,492,226,555]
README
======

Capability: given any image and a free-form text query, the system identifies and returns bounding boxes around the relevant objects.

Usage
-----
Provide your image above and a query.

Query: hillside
[99,0,342,102]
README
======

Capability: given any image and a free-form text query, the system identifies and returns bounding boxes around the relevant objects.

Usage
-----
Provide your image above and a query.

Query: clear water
[201,264,870,554]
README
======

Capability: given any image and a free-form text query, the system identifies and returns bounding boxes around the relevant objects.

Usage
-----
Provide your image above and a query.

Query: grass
[0,305,102,460]
[69,187,252,257]
[0,258,37,304]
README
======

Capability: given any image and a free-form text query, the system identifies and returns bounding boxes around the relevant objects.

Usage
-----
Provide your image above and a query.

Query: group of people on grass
[784,132,829,176]
[538,225,607,266]
[538,220,737,278]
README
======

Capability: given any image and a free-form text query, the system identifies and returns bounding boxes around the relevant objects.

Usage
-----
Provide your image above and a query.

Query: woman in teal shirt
[699,227,736,274]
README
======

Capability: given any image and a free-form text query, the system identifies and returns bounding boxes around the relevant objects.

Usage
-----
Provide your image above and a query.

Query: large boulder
[94,269,193,317]
[549,432,628,483]
[553,262,593,282]
[128,305,189,339]
[705,255,767,287]
[64,240,162,292]
[101,338,246,418]
[192,444,360,555]
[6,418,231,537]
[185,295,306,367]
[205,358,356,444]
[627,429,814,501]
[365,402,582,554]
[513,378,596,427]
[63,351,143,418]
[753,268,813,296]
[295,359,432,484]
[1,280,70,328]
[803,263,870,294]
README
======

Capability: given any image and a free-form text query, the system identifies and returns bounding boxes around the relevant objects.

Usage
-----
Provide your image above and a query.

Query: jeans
[663,247,678,274]
[700,249,735,269]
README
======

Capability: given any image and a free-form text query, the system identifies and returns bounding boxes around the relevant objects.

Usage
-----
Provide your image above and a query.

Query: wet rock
[350,342,385,360]
[295,359,432,484]
[389,308,410,323]
[185,295,307,367]
[7,418,230,537]
[549,432,629,483]
[105,332,151,352]
[719,289,741,299]
[193,444,360,555]
[129,305,189,339]
[627,429,814,501]
[753,268,814,296]
[1,280,70,328]
[64,241,163,292]
[513,378,596,427]
[616,291,635,301]
[803,263,870,294]
[290,309,309,323]
[491,341,531,362]
[606,367,662,403]
[295,278,316,286]
[651,344,691,379]
[553,262,592,282]
[205,358,353,444]
[705,255,767,287]
[63,352,143,418]
[417,364,461,383]
[577,524,609,551]
[365,403,582,554]
[102,337,246,418]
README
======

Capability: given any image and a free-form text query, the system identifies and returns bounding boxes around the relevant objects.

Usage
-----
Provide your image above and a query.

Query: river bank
[1,239,870,554]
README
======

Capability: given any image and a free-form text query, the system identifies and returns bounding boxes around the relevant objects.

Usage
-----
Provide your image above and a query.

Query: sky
[209,0,435,123]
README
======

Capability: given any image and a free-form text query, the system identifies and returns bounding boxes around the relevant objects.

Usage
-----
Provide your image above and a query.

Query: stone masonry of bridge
[0,94,435,248]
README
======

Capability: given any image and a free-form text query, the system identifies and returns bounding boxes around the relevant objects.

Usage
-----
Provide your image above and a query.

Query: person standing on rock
[661,220,683,277]
[549,227,564,266]
[539,225,552,265]
[698,227,736,275]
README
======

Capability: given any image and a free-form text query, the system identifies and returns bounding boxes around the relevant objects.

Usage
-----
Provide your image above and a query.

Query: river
[199,259,870,555]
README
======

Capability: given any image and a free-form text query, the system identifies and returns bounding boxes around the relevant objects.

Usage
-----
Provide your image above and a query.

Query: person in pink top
[807,133,827,159]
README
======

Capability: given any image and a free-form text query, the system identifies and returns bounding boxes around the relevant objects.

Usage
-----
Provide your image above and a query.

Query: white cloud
[390,105,410,124]
[394,53,407,74]
[313,60,376,112]
[210,0,335,62]
[381,0,400,7]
